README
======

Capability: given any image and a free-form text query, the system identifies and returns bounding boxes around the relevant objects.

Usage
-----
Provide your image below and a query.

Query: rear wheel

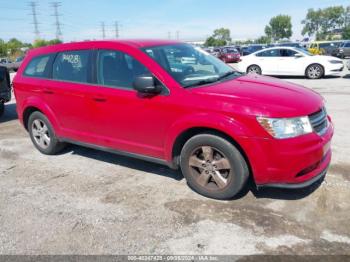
[0,102,4,117]
[180,134,249,200]
[28,111,66,155]
[247,65,262,75]
[306,64,324,79]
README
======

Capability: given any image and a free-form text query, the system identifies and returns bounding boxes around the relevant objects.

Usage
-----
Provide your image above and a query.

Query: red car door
[42,49,95,141]
[86,49,174,159]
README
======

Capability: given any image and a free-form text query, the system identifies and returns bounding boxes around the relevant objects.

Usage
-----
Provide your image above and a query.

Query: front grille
[309,107,328,136]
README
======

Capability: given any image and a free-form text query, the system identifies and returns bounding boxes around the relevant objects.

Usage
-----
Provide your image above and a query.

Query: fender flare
[20,96,61,133]
[163,112,253,162]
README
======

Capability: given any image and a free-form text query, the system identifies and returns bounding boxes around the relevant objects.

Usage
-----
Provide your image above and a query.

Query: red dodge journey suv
[13,40,333,199]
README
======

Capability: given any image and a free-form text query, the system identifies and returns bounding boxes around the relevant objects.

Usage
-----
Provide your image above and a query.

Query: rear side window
[256,49,280,57]
[280,49,297,57]
[53,50,90,83]
[24,55,51,78]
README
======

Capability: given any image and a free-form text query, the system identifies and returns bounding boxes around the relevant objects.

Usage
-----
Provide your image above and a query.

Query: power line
[50,1,62,40]
[115,21,119,38]
[101,22,106,39]
[28,1,40,40]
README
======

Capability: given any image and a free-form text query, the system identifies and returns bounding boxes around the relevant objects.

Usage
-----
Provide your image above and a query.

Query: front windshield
[142,44,241,88]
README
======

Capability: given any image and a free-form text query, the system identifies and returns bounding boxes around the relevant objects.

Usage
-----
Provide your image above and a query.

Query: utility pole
[29,1,40,40]
[115,21,119,38]
[176,31,180,40]
[101,22,106,39]
[51,2,62,40]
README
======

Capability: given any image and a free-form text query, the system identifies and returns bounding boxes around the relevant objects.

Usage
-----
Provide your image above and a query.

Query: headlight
[329,60,343,64]
[257,116,313,139]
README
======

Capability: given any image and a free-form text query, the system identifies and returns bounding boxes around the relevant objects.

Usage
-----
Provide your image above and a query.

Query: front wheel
[180,134,249,200]
[247,65,262,75]
[0,102,4,117]
[306,64,324,79]
[28,111,66,155]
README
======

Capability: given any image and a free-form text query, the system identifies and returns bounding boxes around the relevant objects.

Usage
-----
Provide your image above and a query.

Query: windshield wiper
[183,78,219,88]
[217,71,239,81]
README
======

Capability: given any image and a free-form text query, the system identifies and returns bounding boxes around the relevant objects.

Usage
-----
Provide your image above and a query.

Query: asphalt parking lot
[0,63,350,256]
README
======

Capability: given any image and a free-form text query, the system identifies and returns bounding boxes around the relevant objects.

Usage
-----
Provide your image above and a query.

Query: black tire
[247,65,262,75]
[0,102,4,117]
[28,111,65,155]
[180,134,249,200]
[306,64,324,79]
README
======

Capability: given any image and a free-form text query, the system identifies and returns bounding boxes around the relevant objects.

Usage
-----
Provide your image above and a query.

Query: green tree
[0,39,8,57]
[302,8,324,37]
[322,6,345,32]
[345,6,350,27]
[213,28,231,43]
[33,39,62,48]
[265,15,292,41]
[6,38,23,56]
[255,36,271,44]
[302,6,347,40]
[204,28,231,47]
[48,39,63,45]
[343,26,350,39]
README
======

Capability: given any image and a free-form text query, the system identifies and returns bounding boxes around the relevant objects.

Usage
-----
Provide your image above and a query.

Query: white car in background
[236,47,344,79]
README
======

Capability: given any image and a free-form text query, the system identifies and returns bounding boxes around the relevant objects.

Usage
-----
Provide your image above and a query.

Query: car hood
[189,74,324,117]
[311,55,343,62]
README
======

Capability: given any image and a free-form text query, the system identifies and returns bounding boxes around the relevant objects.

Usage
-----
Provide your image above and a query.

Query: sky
[1,0,349,43]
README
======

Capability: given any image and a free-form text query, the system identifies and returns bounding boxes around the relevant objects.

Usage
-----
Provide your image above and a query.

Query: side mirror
[294,53,303,58]
[133,75,162,95]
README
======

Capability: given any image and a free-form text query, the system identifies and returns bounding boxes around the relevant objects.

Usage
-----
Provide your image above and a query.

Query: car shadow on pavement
[62,143,324,199]
[233,176,324,200]
[277,75,342,80]
[61,145,184,181]
[0,103,18,123]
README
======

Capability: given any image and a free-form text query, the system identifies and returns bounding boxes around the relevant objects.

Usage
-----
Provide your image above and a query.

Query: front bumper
[257,161,329,189]
[238,119,334,187]
[324,64,344,76]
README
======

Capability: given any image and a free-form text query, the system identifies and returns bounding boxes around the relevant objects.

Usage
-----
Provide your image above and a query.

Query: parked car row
[0,56,24,72]
[308,40,350,58]
[205,43,307,58]
[204,47,241,63]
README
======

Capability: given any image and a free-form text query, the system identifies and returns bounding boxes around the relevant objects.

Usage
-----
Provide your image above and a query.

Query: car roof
[250,46,300,54]
[27,39,182,56]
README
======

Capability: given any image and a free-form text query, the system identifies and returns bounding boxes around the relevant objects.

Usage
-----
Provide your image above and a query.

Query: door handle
[93,97,107,102]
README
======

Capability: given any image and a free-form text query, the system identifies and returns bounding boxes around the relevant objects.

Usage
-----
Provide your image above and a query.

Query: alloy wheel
[247,65,261,75]
[31,119,51,149]
[307,65,322,79]
[188,146,232,191]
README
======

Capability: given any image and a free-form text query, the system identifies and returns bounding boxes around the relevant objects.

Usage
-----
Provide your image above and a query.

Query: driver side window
[97,50,151,89]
